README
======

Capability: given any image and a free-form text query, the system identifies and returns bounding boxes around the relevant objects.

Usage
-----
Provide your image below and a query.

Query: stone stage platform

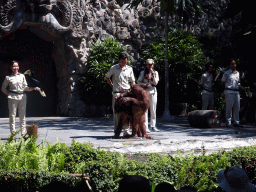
[0,117,256,156]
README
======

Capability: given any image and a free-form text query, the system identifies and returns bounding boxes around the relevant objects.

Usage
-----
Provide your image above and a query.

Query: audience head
[39,181,73,192]
[179,186,197,191]
[217,166,256,192]
[154,182,175,192]
[73,180,93,192]
[118,175,151,192]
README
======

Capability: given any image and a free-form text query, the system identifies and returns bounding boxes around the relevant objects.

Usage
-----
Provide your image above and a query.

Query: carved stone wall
[0,0,237,117]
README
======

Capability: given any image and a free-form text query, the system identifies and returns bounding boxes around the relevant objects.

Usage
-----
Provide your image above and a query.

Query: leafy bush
[0,170,81,192]
[2,130,256,192]
[0,131,69,173]
[142,29,208,110]
[79,37,125,105]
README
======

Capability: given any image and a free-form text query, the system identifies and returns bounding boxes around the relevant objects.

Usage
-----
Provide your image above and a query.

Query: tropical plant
[3,130,256,192]
[79,37,125,105]
[223,0,255,35]
[129,0,203,120]
[142,29,207,110]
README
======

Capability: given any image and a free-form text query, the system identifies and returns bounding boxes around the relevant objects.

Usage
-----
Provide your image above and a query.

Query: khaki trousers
[202,93,214,110]
[225,91,240,125]
[112,93,129,134]
[145,92,157,129]
[8,97,27,134]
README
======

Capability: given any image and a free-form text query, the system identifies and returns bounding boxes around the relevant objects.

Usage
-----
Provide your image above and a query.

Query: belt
[203,88,213,93]
[9,90,25,94]
[225,88,239,91]
[113,89,130,93]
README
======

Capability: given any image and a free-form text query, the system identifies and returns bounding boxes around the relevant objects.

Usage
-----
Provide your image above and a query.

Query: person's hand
[146,84,152,88]
[120,97,129,103]
[115,94,122,100]
[150,70,155,75]
[32,87,41,91]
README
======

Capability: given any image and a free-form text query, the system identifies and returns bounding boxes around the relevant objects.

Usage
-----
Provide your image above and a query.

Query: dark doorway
[0,29,58,117]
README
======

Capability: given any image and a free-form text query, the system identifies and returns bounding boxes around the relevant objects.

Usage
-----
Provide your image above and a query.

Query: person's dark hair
[39,181,72,192]
[155,182,175,192]
[8,60,19,75]
[117,175,151,192]
[179,185,197,191]
[73,181,93,192]
[12,60,18,64]
[206,63,213,70]
[230,58,236,63]
[119,52,128,60]
[143,67,150,78]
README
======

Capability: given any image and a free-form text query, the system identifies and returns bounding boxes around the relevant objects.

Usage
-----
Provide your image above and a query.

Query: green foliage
[79,37,125,105]
[0,170,81,192]
[143,29,207,104]
[3,131,256,192]
[214,92,226,114]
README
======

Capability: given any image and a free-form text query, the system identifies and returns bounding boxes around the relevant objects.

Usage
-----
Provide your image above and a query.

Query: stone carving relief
[0,0,236,116]
[68,38,89,64]
[0,0,73,35]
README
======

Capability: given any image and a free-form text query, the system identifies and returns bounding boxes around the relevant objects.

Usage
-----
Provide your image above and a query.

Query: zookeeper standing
[1,61,40,138]
[200,63,214,110]
[221,59,249,128]
[138,59,159,133]
[105,52,136,137]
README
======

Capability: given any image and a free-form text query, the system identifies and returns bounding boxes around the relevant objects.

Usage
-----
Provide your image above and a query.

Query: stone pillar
[53,39,71,116]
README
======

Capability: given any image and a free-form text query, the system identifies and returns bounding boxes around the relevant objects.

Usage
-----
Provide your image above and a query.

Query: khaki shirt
[105,64,135,92]
[138,70,159,94]
[221,69,240,94]
[1,73,31,100]
[200,72,213,94]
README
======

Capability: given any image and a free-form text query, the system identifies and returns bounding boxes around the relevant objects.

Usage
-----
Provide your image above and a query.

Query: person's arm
[151,71,159,86]
[137,71,152,88]
[221,72,227,87]
[105,66,114,89]
[130,68,136,88]
[1,76,9,95]
[23,75,40,92]
[200,74,206,89]
[137,71,147,87]
[105,77,113,89]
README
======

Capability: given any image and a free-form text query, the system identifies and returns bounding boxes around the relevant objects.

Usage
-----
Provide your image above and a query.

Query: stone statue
[36,0,72,32]
[0,0,73,35]
[0,0,23,34]
[68,38,90,63]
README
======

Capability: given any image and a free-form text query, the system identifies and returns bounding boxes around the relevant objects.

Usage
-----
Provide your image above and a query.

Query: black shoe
[233,124,243,128]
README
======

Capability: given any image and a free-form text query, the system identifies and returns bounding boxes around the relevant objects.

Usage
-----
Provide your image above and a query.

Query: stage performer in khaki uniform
[1,61,40,138]
[200,63,214,110]
[221,59,249,128]
[138,59,159,133]
[105,53,135,137]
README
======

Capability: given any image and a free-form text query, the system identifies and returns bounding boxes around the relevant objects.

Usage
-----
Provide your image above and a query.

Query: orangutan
[114,84,152,139]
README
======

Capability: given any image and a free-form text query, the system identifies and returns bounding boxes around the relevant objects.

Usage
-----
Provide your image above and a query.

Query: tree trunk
[161,9,172,121]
